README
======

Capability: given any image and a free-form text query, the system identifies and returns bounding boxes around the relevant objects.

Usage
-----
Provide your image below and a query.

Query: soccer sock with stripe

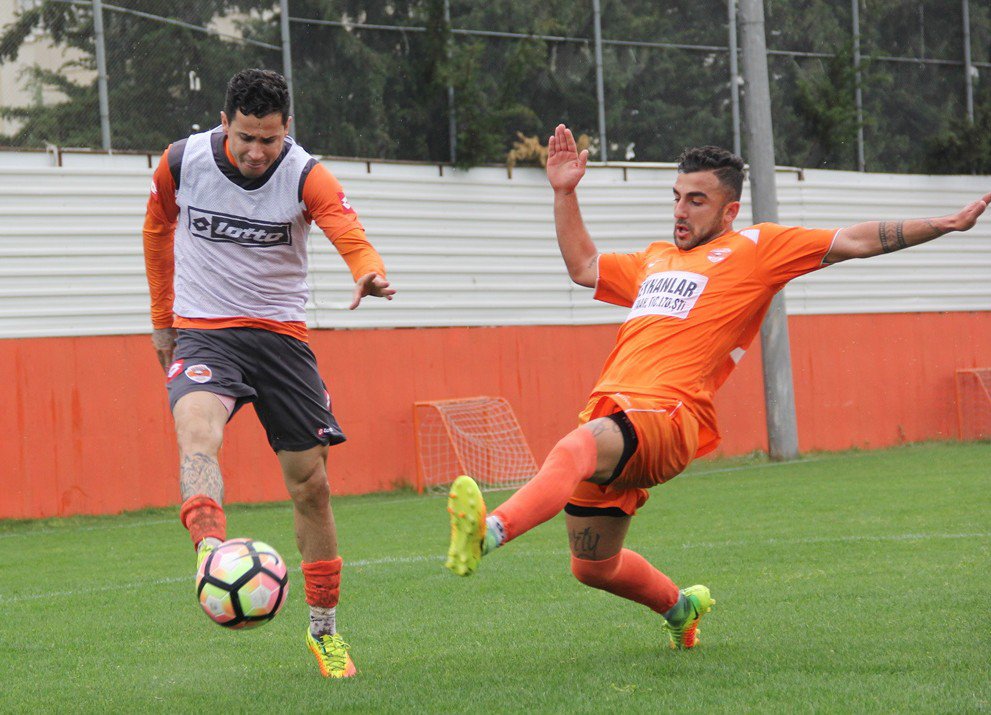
[490,427,598,543]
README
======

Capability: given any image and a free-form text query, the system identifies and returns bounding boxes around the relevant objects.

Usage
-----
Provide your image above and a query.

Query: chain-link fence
[0,0,987,172]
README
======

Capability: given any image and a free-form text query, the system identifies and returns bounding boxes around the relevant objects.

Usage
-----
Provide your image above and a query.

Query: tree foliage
[0,0,988,173]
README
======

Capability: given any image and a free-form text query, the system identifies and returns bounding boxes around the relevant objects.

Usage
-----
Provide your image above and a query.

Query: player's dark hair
[677,146,745,202]
[224,69,290,123]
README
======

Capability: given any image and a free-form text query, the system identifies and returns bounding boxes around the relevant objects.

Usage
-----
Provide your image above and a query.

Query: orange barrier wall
[1,311,988,520]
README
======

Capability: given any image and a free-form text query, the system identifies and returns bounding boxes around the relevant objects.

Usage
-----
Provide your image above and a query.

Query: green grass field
[1,443,989,712]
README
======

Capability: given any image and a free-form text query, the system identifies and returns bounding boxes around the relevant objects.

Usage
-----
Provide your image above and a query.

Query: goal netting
[955,368,991,440]
[413,396,538,493]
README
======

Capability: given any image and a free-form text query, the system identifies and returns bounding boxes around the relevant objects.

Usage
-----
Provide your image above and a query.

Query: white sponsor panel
[626,270,709,321]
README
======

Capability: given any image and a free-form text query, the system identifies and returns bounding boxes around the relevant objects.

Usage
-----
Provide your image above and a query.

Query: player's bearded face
[221,110,290,178]
[671,171,738,250]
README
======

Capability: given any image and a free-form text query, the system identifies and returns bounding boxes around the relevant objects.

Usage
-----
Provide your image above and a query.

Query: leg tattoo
[570,525,603,559]
[180,452,224,503]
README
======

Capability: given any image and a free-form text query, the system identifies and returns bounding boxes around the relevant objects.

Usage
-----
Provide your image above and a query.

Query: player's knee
[548,428,599,480]
[175,417,223,455]
[287,466,330,508]
[570,554,620,590]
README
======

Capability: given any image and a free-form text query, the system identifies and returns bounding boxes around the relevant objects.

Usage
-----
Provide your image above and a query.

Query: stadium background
[0,0,988,519]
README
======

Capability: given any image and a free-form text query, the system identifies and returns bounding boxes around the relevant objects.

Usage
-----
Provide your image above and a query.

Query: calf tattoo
[180,452,224,502]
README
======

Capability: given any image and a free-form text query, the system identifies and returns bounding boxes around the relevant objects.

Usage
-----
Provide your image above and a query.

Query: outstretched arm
[825,192,991,264]
[547,124,597,288]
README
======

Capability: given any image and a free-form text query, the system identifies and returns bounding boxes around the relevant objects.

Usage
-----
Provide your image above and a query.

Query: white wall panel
[0,154,987,338]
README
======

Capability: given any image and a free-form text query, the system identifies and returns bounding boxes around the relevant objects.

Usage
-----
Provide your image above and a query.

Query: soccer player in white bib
[143,69,395,678]
[446,123,990,651]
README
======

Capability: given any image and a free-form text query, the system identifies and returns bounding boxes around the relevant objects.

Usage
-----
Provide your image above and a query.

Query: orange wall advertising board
[1,311,988,520]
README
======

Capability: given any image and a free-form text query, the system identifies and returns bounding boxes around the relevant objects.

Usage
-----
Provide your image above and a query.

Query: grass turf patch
[1,443,988,711]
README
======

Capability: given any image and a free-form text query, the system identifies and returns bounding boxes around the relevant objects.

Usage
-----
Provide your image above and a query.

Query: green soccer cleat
[195,539,217,570]
[663,584,715,650]
[306,630,357,678]
[445,475,487,576]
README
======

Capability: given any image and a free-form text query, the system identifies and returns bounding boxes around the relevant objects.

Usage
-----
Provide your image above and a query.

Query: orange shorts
[567,393,700,516]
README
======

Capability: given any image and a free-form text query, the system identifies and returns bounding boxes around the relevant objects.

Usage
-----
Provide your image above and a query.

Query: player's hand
[945,192,991,233]
[546,123,588,195]
[151,327,178,373]
[350,272,396,310]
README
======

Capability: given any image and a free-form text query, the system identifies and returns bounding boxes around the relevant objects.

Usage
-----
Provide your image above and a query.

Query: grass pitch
[1,443,989,712]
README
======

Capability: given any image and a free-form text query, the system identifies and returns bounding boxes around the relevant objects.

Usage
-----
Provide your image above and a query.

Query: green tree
[0,0,278,150]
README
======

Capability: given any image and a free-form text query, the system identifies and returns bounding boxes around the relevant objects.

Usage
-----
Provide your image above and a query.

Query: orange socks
[492,427,597,543]
[179,494,226,549]
[302,557,343,608]
[570,549,680,614]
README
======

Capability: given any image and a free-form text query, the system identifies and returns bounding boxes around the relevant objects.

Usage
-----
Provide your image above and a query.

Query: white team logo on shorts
[184,364,213,384]
[167,359,184,380]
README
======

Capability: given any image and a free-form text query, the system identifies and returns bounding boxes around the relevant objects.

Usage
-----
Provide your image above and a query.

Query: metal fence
[1,0,988,172]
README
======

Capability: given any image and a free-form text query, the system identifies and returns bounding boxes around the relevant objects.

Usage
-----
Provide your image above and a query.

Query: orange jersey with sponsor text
[592,223,838,456]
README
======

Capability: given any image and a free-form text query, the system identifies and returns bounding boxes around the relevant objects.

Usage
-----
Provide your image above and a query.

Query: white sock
[309,606,337,638]
[484,514,507,554]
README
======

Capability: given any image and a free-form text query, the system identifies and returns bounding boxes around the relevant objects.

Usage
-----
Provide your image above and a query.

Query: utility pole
[92,0,111,150]
[728,0,741,157]
[280,0,296,137]
[738,0,799,461]
[444,0,457,163]
[963,0,974,124]
[591,0,608,161]
[852,0,865,170]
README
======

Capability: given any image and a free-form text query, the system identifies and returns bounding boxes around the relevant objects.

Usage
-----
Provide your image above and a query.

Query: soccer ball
[196,538,289,629]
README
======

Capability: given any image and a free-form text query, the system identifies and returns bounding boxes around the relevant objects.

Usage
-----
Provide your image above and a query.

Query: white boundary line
[1,531,987,605]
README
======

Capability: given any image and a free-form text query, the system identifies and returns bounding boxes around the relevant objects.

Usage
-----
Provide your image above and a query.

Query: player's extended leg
[446,416,625,576]
[565,512,713,649]
[173,391,230,564]
[279,446,356,679]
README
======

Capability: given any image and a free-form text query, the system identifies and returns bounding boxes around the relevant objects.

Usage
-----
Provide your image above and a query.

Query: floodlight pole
[92,0,111,150]
[280,0,296,138]
[738,0,800,461]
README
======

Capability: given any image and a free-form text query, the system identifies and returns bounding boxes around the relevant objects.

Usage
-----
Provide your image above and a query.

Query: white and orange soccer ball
[195,538,289,629]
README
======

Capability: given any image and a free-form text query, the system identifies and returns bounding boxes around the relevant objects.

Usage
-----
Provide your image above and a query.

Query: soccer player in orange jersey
[446,123,990,650]
[143,69,395,677]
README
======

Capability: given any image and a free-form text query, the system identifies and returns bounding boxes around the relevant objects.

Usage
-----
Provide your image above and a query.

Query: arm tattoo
[570,526,602,559]
[923,219,942,239]
[180,452,224,502]
[894,221,907,250]
[878,221,893,253]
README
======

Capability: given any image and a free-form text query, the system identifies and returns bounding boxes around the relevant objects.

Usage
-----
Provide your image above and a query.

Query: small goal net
[413,396,538,493]
[955,368,991,441]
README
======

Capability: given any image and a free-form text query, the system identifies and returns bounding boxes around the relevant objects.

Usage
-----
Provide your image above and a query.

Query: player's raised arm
[547,123,597,288]
[824,191,991,264]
